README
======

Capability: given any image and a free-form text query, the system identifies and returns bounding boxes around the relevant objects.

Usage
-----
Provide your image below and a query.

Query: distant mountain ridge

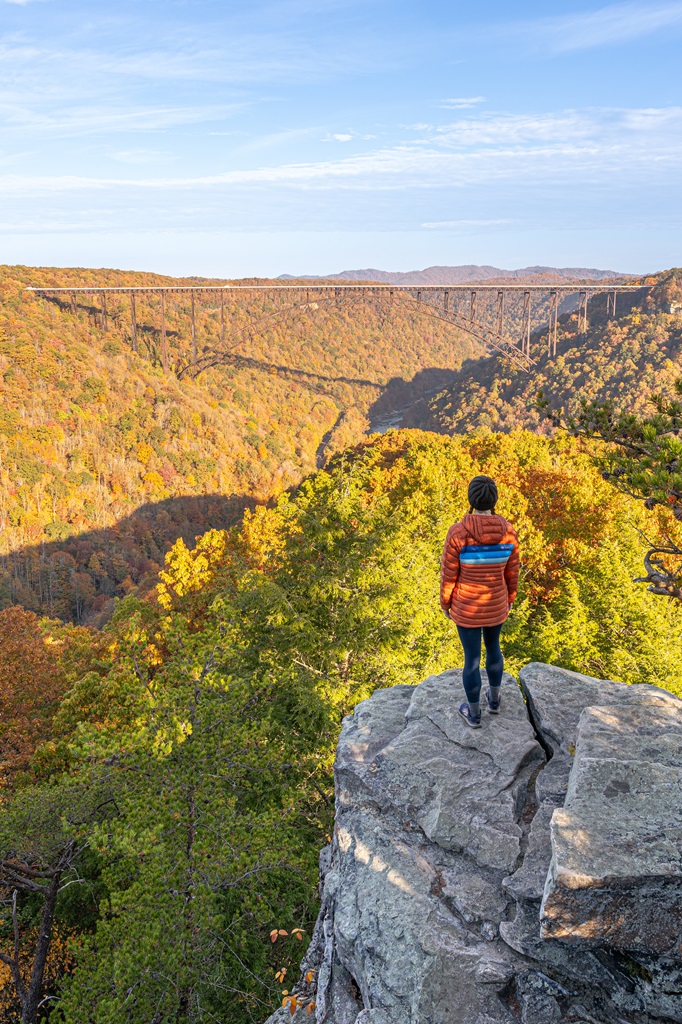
[279,265,627,286]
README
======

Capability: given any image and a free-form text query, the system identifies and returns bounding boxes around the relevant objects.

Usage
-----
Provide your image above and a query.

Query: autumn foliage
[0,429,681,1021]
[0,260,681,1021]
[0,609,67,789]
[0,264,483,624]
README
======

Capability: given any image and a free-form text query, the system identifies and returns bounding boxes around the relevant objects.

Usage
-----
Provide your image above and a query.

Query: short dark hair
[468,475,498,512]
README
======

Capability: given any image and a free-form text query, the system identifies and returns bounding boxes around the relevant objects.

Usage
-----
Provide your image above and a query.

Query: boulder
[264,664,682,1024]
[329,670,535,1023]
[339,670,542,873]
[541,694,682,957]
[522,664,682,1022]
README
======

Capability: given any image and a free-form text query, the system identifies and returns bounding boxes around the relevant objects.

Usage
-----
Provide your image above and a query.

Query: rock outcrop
[265,664,682,1023]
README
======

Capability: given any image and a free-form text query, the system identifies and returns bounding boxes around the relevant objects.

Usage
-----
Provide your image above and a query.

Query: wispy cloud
[259,0,369,15]
[440,97,485,110]
[233,126,318,154]
[422,219,512,229]
[320,130,378,142]
[0,102,243,137]
[0,26,395,90]
[398,111,605,147]
[428,111,595,146]
[111,149,168,165]
[95,42,371,84]
[520,1,682,53]
[2,106,681,196]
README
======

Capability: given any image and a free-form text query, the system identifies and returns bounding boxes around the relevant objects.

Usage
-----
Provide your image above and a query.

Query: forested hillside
[2,263,678,627]
[1,429,681,1023]
[0,265,481,622]
[405,269,681,434]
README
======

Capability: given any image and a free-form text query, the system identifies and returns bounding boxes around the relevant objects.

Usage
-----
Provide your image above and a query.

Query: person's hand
[508,602,513,614]
[443,608,450,620]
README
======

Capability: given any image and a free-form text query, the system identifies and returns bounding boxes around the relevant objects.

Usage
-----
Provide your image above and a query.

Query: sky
[1,0,681,277]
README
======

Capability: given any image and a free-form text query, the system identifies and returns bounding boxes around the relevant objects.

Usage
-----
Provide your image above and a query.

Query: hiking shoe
[458,702,482,729]
[485,688,501,715]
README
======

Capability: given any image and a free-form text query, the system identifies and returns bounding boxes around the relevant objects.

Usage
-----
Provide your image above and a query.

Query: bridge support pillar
[130,291,138,353]
[191,291,197,366]
[521,291,531,355]
[578,291,588,334]
[160,290,168,373]
[220,290,225,344]
[549,291,559,357]
[496,290,505,336]
[100,290,108,332]
[470,290,477,321]
[606,290,617,319]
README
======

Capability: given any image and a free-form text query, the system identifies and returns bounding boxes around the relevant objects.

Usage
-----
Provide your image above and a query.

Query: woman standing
[440,475,520,728]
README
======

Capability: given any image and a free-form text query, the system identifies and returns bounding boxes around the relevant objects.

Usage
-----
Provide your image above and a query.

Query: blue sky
[1,0,681,276]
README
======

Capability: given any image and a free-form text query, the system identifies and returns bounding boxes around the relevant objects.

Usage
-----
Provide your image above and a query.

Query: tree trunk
[21,870,61,1024]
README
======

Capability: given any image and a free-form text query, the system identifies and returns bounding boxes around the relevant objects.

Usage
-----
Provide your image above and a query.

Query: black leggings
[456,624,504,704]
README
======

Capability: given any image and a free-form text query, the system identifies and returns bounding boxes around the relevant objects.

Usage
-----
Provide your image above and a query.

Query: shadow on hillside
[45,293,181,341]
[203,351,383,391]
[2,366,463,626]
[367,367,463,433]
[1,493,257,626]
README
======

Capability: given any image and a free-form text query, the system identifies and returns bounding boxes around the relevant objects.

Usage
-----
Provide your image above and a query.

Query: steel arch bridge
[27,281,650,378]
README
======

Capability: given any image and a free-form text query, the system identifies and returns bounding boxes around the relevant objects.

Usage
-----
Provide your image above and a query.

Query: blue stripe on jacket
[462,544,514,552]
[460,543,514,566]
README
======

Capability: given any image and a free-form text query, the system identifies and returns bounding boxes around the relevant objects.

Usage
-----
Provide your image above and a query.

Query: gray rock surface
[265,664,682,1024]
[541,694,682,957]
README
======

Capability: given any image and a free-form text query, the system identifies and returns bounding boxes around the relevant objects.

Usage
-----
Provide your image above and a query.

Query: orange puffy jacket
[440,513,520,628]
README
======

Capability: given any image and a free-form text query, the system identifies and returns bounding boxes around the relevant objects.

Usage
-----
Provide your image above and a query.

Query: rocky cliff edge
[265,664,682,1024]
